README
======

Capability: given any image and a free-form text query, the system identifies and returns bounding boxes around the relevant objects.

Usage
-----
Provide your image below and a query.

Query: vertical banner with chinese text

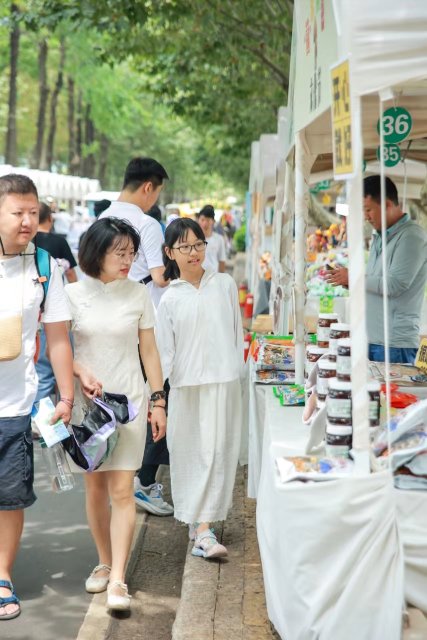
[331,59,354,179]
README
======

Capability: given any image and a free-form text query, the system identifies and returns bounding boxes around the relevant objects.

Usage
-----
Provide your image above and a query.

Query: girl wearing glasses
[156,217,244,559]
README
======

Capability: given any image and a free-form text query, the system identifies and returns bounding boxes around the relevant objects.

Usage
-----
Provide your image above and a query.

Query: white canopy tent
[256,2,427,638]
[0,165,100,210]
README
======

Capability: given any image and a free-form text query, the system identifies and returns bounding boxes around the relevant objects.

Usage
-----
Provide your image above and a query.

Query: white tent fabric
[0,165,100,202]
[395,490,427,614]
[257,458,404,640]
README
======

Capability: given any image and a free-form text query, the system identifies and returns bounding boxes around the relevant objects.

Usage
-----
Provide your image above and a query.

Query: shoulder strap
[35,247,51,313]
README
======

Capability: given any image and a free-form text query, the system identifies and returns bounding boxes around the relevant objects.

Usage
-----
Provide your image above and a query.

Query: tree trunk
[98,134,108,186]
[82,104,96,177]
[75,90,83,175]
[45,38,66,170]
[31,38,49,169]
[4,3,20,166]
[67,76,78,174]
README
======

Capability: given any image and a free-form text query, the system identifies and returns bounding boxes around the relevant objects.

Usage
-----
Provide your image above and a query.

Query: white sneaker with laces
[134,478,174,516]
[191,530,228,559]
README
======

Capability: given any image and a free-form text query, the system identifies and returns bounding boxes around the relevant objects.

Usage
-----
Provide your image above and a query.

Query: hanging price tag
[377,107,412,144]
[376,143,401,167]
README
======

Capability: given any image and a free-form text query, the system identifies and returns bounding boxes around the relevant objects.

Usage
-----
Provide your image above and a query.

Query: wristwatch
[150,390,166,402]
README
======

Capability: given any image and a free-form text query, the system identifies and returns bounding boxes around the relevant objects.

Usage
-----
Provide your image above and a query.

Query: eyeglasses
[172,241,207,255]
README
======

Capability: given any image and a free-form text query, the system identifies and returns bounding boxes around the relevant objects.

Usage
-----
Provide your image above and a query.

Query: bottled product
[325,423,353,457]
[40,438,74,492]
[305,346,328,379]
[317,359,337,408]
[328,323,350,362]
[336,338,351,381]
[326,378,352,425]
[317,313,340,348]
[368,380,381,427]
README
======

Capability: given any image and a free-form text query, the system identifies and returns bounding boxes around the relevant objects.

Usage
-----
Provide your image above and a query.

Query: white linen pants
[167,380,241,524]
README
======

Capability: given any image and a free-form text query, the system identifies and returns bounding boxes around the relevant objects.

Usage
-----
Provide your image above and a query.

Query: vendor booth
[248,1,427,639]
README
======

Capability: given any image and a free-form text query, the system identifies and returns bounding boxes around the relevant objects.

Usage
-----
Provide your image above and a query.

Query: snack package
[276,454,354,483]
[376,428,427,471]
[372,399,427,456]
[277,384,305,406]
[255,340,295,371]
[254,369,296,385]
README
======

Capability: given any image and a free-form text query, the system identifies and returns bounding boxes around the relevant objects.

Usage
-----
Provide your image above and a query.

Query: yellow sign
[415,338,427,373]
[331,60,353,178]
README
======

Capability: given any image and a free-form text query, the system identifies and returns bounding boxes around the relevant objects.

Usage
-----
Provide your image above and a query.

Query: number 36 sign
[377,107,412,144]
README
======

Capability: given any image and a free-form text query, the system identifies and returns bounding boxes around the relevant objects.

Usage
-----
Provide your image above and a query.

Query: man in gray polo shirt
[328,175,427,364]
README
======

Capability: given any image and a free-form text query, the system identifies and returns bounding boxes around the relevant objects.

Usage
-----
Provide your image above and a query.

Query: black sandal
[0,580,21,620]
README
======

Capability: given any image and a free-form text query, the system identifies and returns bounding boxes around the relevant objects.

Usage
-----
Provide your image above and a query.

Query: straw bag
[0,314,22,361]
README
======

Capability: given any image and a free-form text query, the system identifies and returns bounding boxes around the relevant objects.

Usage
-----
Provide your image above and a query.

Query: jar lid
[327,377,352,391]
[306,346,329,355]
[330,323,351,332]
[318,313,340,320]
[337,337,351,347]
[326,423,353,435]
[367,379,381,391]
[318,359,337,370]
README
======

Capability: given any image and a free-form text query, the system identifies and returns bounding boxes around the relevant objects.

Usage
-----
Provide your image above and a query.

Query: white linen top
[99,201,166,308]
[0,245,71,417]
[202,232,226,272]
[156,270,244,388]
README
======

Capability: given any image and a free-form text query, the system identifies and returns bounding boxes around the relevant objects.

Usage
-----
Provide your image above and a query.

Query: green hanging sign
[377,107,412,144]
[376,143,401,167]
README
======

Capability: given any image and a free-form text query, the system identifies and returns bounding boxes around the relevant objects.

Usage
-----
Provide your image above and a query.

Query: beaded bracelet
[152,405,166,410]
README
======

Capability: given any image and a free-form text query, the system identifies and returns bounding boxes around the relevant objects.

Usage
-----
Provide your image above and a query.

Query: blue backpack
[34,247,51,361]
[35,246,51,313]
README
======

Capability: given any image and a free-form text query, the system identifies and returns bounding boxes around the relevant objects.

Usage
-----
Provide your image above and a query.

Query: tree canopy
[0,0,293,199]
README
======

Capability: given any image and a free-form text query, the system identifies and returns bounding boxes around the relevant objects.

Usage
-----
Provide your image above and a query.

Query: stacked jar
[336,338,351,381]
[316,358,336,409]
[325,378,353,457]
[317,313,340,349]
[368,380,381,428]
[305,345,328,379]
[328,323,350,362]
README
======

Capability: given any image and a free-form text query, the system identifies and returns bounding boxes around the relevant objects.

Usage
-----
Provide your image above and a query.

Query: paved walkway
[76,466,277,640]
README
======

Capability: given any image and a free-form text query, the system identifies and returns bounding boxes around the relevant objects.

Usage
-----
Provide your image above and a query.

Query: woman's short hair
[78,217,140,278]
[162,217,206,280]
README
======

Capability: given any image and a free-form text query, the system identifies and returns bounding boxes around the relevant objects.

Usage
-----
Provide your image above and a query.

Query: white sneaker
[85,564,111,593]
[107,580,131,611]
[191,530,228,559]
[134,478,174,516]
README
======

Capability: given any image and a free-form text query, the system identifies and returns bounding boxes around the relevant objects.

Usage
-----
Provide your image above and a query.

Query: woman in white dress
[65,218,166,611]
[156,218,244,559]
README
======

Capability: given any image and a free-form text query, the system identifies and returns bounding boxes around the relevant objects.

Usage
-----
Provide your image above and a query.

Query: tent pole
[294,131,310,384]
[346,93,370,473]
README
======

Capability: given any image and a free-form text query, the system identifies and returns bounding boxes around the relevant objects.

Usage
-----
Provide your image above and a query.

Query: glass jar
[336,338,351,381]
[328,323,350,362]
[316,359,337,408]
[305,346,328,379]
[368,380,381,427]
[317,313,340,348]
[325,423,353,457]
[326,378,352,425]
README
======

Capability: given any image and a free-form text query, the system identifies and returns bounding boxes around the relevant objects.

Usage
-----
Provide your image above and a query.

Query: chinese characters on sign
[331,60,353,178]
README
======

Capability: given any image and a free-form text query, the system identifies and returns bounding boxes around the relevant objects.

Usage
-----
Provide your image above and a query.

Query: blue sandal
[0,580,21,620]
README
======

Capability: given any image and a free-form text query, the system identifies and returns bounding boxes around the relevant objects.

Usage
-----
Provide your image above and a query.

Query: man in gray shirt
[328,175,427,364]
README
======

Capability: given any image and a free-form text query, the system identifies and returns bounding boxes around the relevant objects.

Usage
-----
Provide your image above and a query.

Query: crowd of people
[0,158,244,620]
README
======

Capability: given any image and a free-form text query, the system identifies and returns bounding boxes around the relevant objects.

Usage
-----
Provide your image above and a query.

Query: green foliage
[233,224,246,252]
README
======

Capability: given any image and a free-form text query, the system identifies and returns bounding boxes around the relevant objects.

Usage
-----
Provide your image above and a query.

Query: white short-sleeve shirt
[202,232,226,272]
[99,201,166,308]
[0,246,71,417]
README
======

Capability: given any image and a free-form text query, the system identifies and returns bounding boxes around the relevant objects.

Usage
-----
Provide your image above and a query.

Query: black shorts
[0,414,36,510]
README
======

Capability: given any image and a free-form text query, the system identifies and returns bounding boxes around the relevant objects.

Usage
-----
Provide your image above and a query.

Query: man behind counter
[327,175,427,364]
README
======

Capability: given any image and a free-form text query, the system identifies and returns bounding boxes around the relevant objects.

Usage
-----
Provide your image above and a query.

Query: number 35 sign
[377,107,412,144]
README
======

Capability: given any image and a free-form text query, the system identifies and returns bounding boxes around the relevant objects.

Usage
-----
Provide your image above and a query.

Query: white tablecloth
[255,394,404,639]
